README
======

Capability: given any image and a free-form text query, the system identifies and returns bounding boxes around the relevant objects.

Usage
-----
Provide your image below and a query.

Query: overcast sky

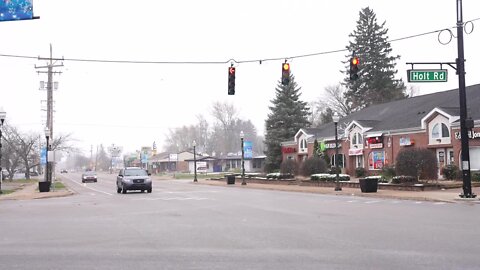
[1,0,479,155]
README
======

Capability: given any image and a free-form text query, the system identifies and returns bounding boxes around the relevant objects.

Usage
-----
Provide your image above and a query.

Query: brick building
[281,84,480,179]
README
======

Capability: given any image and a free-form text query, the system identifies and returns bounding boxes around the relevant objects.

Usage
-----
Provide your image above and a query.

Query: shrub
[365,175,388,183]
[311,173,350,182]
[266,172,294,180]
[442,164,460,180]
[381,165,396,180]
[301,156,327,176]
[395,148,437,180]
[355,167,367,178]
[472,172,480,182]
[280,159,298,176]
[391,175,418,184]
[328,166,341,175]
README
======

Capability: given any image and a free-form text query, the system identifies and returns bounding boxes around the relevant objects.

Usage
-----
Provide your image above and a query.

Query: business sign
[407,69,448,82]
[369,143,383,149]
[169,153,178,161]
[371,151,384,170]
[399,137,415,146]
[0,0,34,21]
[282,147,296,153]
[324,142,341,149]
[244,141,253,159]
[196,161,207,170]
[454,130,480,140]
[348,148,363,156]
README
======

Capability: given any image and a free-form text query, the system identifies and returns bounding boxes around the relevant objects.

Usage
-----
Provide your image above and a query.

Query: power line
[1,18,479,65]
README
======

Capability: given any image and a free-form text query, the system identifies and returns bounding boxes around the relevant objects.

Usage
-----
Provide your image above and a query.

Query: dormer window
[300,138,307,150]
[432,123,450,138]
[351,132,363,147]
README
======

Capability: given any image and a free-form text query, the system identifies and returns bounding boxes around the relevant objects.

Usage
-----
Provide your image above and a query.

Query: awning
[366,132,383,138]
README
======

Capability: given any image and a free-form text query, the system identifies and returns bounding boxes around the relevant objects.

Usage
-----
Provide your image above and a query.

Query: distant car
[117,167,152,194]
[60,169,68,173]
[81,171,97,183]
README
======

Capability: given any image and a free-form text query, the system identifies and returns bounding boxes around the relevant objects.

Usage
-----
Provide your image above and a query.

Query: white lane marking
[415,201,423,204]
[130,197,209,201]
[67,177,113,196]
[390,201,401,204]
[347,200,357,203]
[434,202,446,205]
[165,191,218,194]
[365,201,380,204]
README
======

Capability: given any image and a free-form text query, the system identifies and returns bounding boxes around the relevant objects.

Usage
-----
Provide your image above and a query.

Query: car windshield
[124,169,147,176]
[83,171,96,176]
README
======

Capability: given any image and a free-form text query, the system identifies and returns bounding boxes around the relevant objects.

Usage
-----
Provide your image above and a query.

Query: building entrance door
[436,148,446,179]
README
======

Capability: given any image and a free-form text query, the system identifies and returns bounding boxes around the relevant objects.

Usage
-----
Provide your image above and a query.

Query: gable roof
[311,83,480,139]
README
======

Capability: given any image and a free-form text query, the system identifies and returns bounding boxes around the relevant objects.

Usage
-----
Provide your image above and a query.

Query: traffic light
[281,63,290,85]
[350,57,359,80]
[228,67,236,95]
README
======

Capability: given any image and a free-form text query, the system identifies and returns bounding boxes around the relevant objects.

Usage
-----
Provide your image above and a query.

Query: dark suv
[117,167,152,194]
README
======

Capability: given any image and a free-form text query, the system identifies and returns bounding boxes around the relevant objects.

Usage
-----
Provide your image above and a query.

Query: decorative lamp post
[0,107,6,194]
[240,131,246,185]
[333,113,342,191]
[44,126,50,184]
[193,140,197,182]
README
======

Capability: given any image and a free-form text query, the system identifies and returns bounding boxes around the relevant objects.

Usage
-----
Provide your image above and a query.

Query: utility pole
[456,0,475,198]
[35,44,63,189]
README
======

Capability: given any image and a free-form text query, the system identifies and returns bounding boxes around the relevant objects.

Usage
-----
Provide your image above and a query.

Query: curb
[195,179,461,204]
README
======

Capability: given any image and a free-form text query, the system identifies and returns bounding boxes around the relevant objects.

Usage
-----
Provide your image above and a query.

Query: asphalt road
[1,172,480,270]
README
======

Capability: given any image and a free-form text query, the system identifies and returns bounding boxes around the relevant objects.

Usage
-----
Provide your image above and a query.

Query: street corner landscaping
[0,178,72,200]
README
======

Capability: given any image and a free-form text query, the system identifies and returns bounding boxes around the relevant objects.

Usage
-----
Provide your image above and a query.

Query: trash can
[227,175,235,185]
[38,181,51,192]
[359,178,378,193]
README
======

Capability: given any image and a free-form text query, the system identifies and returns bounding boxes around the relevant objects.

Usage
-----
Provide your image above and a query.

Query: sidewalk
[195,179,480,204]
[0,182,73,201]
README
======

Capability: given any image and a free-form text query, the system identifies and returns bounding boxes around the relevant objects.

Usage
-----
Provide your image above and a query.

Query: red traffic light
[351,57,359,66]
[229,67,236,74]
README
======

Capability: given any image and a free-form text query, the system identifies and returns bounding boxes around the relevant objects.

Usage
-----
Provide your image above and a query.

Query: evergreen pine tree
[264,74,310,172]
[343,7,406,111]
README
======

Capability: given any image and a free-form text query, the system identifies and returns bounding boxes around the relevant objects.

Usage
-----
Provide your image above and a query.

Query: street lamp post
[193,140,197,182]
[333,113,342,191]
[39,126,51,192]
[240,131,246,185]
[0,107,6,194]
[45,127,50,184]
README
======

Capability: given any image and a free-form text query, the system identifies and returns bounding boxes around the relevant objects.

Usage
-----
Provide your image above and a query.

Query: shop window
[330,154,345,168]
[351,132,363,146]
[432,123,449,139]
[368,151,385,170]
[356,155,364,168]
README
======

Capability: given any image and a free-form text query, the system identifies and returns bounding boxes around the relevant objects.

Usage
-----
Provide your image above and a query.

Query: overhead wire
[0,18,479,65]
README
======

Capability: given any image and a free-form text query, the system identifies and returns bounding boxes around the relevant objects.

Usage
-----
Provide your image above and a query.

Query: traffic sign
[407,69,448,82]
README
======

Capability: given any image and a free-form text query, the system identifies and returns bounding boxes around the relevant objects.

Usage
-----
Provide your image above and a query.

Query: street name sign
[407,69,448,82]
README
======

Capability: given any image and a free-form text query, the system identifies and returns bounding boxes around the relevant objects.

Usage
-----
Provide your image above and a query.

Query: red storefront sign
[282,147,297,154]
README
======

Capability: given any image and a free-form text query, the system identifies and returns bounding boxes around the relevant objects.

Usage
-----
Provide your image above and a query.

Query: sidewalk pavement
[195,179,480,204]
[0,182,73,201]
